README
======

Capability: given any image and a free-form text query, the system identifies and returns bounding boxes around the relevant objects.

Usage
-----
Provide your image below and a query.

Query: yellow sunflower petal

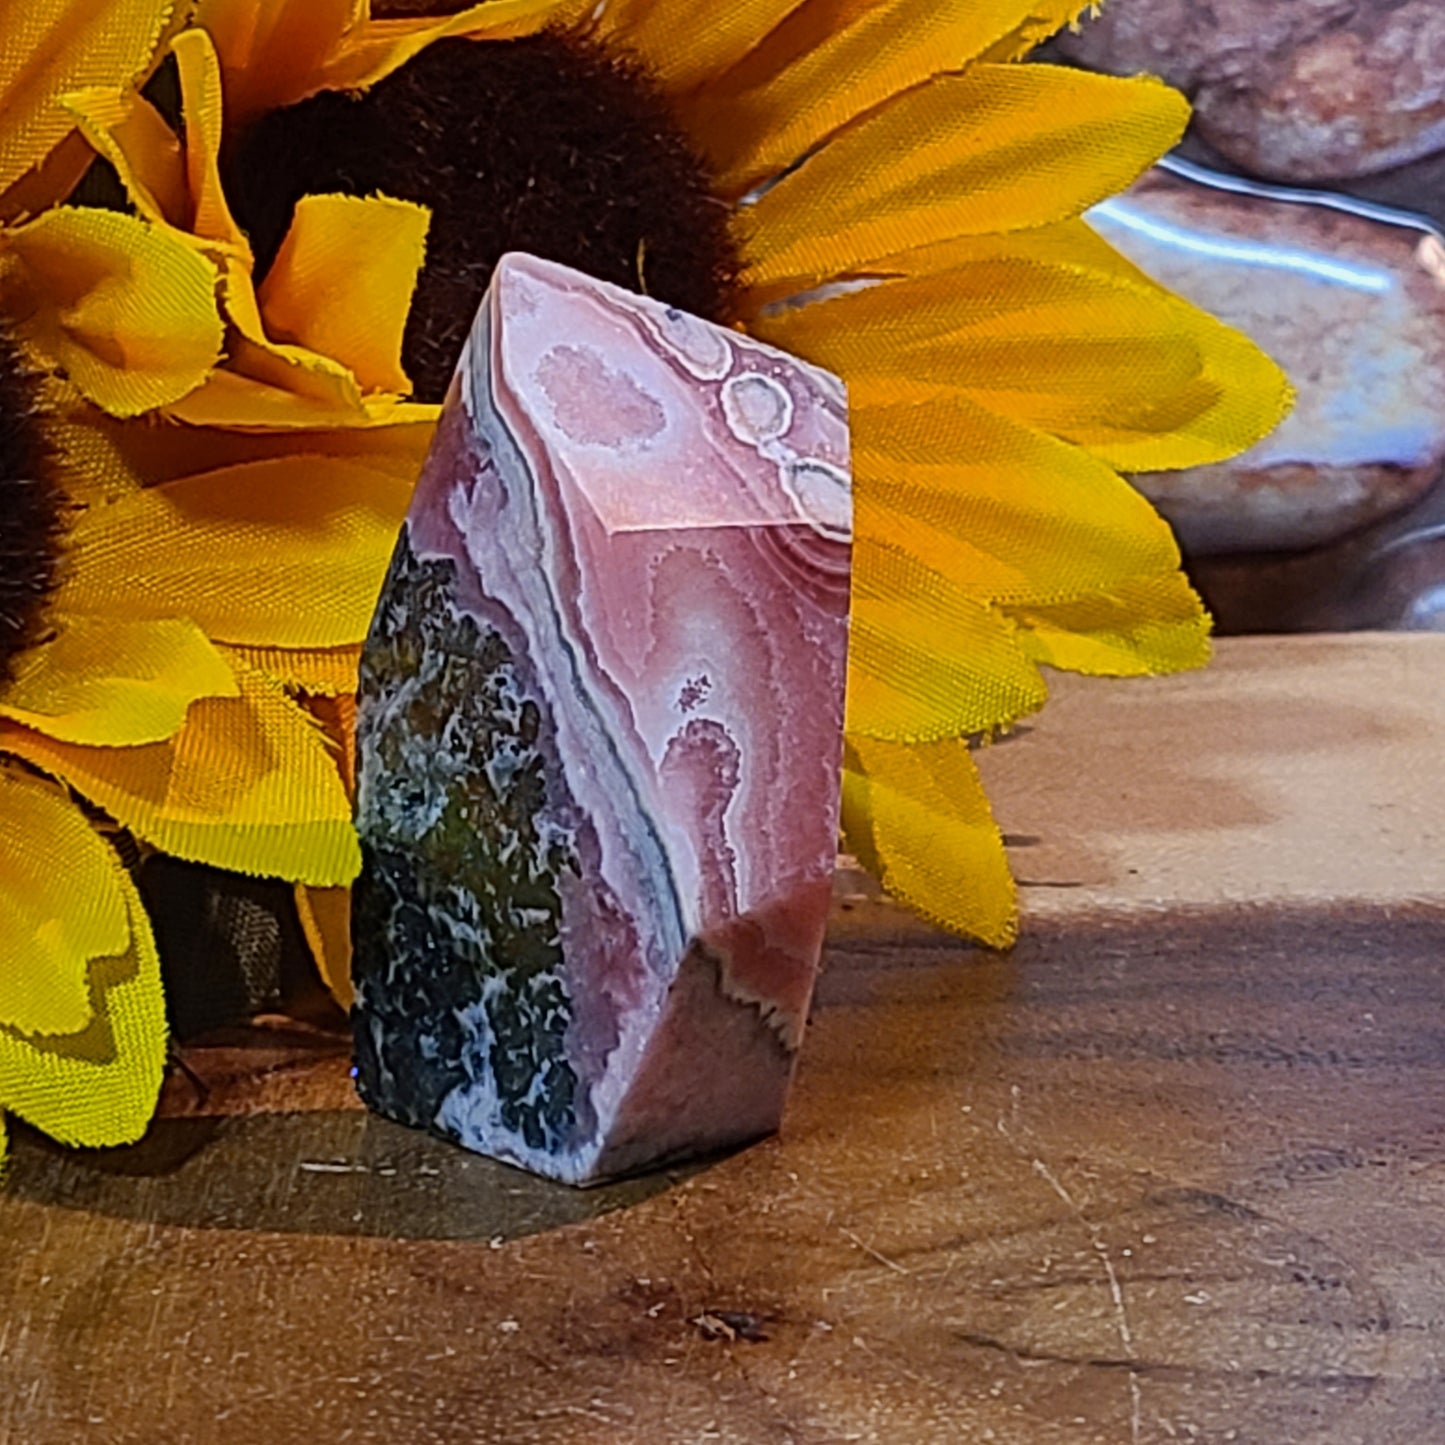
[684,0,1045,195]
[870,227,1296,467]
[0,768,131,1036]
[849,391,1182,606]
[46,393,437,507]
[1006,572,1211,677]
[0,206,223,416]
[325,0,588,93]
[164,363,441,429]
[166,253,403,427]
[61,83,187,227]
[221,643,361,697]
[741,65,1187,293]
[193,0,364,126]
[849,545,1047,742]
[752,249,1292,472]
[61,453,413,648]
[591,0,799,94]
[0,814,166,1147]
[168,340,365,426]
[843,736,1016,946]
[0,131,94,227]
[877,216,1167,292]
[26,383,143,505]
[976,0,1093,63]
[171,27,251,254]
[64,30,250,255]
[2,667,360,885]
[751,260,1196,398]
[308,690,357,797]
[0,615,239,746]
[257,193,430,396]
[1056,291,1297,474]
[295,884,353,1009]
[0,0,175,201]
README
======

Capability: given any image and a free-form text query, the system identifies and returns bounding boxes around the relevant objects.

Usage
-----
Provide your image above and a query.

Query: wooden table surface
[4,635,1444,1445]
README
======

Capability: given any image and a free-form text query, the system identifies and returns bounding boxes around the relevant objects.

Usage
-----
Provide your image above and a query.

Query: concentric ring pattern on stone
[352,254,852,1185]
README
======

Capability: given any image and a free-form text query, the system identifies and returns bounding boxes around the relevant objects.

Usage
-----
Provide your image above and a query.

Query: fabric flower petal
[198,0,584,121]
[843,736,1017,946]
[166,337,366,426]
[1006,573,1211,678]
[171,27,253,255]
[877,216,1167,292]
[1,666,360,885]
[222,643,361,698]
[0,206,223,416]
[753,247,1292,473]
[848,391,1183,607]
[0,0,176,204]
[46,393,437,505]
[0,132,95,228]
[164,360,441,430]
[61,82,188,227]
[64,28,250,257]
[1059,306,1297,475]
[193,0,365,127]
[167,249,437,428]
[0,615,239,746]
[338,0,590,87]
[0,768,165,1150]
[767,261,1202,397]
[0,768,130,1037]
[305,692,356,799]
[257,193,430,396]
[594,0,799,94]
[59,454,413,648]
[295,884,353,1009]
[741,65,1187,294]
[849,544,1047,742]
[976,0,1094,63]
[682,0,1046,196]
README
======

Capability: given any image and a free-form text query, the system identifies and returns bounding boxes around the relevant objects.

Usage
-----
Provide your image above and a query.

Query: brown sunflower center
[226,31,742,403]
[0,329,61,688]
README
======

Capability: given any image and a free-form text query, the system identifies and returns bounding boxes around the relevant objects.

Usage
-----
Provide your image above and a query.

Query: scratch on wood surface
[534,1401,630,1425]
[838,1227,912,1277]
[999,1086,1143,1445]
[852,1332,927,1387]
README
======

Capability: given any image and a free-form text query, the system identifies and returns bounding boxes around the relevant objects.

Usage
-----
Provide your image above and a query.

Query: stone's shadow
[5,1107,714,1244]
[12,902,1445,1255]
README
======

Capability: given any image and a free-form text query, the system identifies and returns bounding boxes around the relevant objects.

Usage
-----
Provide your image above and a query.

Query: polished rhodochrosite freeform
[351,254,852,1184]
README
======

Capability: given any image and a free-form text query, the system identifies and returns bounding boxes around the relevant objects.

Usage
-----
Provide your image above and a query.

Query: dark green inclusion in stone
[352,532,582,1152]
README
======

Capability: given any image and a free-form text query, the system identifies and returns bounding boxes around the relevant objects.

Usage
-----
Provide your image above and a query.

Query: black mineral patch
[351,531,585,1155]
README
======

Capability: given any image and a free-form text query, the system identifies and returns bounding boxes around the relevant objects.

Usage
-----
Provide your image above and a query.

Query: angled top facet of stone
[351,254,852,1185]
[479,256,851,539]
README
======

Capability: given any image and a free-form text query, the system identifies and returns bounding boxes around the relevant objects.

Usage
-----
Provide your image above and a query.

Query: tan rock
[1053,0,1445,182]
[1086,168,1445,553]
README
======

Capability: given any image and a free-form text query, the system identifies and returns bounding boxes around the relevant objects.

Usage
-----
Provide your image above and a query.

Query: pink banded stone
[351,254,852,1185]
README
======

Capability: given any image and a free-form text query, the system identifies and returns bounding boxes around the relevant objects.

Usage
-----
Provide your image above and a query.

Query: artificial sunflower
[163,0,1287,942]
[0,1,424,1158]
[0,0,1290,1155]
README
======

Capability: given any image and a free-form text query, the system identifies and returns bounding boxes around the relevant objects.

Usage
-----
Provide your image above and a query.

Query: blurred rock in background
[1044,1,1445,633]
[1089,167,1445,556]
[1052,0,1445,183]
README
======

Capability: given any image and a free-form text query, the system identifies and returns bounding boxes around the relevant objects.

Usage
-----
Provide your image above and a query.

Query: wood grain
[4,636,1444,1444]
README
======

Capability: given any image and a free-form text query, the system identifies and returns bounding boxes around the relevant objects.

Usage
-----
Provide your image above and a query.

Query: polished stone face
[352,254,851,1185]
